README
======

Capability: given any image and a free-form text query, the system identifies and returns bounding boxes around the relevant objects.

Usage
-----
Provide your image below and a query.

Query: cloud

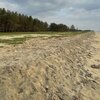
[0,0,100,31]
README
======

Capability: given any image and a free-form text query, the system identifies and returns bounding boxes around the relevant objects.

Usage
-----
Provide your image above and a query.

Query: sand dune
[0,32,100,100]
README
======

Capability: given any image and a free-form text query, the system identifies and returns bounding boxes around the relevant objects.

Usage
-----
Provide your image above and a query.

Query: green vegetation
[0,8,93,45]
[0,8,80,32]
[0,32,84,45]
[0,36,32,45]
[0,31,84,36]
[0,32,65,36]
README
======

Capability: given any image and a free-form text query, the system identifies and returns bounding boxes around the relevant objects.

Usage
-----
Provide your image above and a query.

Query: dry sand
[80,33,100,100]
[0,32,100,100]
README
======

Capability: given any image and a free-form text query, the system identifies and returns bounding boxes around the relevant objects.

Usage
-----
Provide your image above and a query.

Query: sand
[0,32,100,100]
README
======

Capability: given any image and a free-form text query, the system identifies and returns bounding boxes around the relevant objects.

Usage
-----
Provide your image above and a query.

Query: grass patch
[0,36,32,45]
[0,32,84,45]
[0,32,59,36]
[0,32,83,36]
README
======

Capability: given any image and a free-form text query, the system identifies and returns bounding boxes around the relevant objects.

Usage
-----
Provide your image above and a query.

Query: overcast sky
[0,0,100,31]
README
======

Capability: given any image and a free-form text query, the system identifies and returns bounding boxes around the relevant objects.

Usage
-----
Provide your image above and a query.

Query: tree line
[0,8,80,32]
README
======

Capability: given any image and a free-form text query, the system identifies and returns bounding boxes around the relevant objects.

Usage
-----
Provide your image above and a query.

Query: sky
[0,0,100,31]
